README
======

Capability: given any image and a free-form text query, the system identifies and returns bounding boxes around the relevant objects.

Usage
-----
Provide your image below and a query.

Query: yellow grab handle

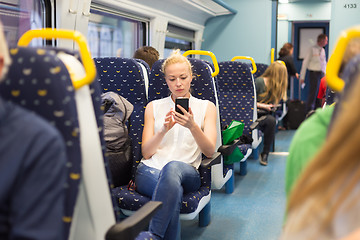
[271,48,275,63]
[277,60,286,67]
[18,28,96,90]
[182,50,219,77]
[231,56,257,74]
[326,26,360,92]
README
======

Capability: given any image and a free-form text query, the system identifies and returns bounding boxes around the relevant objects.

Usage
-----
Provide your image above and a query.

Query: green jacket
[285,106,334,198]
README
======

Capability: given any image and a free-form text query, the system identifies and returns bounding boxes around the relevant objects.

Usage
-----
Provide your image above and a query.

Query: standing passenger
[255,61,288,166]
[278,42,299,96]
[299,34,328,113]
[135,49,217,240]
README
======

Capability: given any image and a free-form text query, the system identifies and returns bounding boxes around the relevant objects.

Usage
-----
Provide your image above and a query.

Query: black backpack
[102,92,134,187]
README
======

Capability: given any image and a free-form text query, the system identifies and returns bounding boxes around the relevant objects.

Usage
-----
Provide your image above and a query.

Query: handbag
[222,120,245,164]
[222,120,244,145]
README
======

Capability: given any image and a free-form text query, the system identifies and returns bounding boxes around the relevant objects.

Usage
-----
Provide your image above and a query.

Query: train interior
[1,0,360,239]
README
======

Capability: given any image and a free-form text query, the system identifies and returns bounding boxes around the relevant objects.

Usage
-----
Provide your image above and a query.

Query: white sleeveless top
[142,95,209,170]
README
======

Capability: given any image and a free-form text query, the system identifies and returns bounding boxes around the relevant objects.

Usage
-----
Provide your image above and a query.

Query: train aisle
[181,130,296,240]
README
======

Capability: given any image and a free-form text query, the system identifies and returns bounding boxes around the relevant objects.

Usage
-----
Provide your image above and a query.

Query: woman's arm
[257,102,274,112]
[175,102,217,158]
[141,101,175,159]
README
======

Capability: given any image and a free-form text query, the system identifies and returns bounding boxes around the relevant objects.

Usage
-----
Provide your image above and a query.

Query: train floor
[181,130,296,240]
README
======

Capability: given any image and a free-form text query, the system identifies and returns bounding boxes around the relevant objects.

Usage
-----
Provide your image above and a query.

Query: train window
[0,0,49,46]
[88,7,147,58]
[164,24,194,57]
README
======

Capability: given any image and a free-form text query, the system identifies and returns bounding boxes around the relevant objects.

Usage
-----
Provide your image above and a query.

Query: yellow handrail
[326,26,360,92]
[277,60,286,67]
[17,28,96,90]
[182,50,219,77]
[271,48,275,63]
[231,56,257,74]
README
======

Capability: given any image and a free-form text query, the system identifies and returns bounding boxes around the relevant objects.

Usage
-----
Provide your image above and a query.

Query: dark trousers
[258,114,276,154]
[306,71,323,112]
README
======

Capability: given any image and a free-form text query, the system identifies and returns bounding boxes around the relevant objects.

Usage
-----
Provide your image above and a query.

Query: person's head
[0,22,11,82]
[259,61,288,104]
[317,33,328,47]
[286,72,360,235]
[161,49,193,100]
[133,46,159,69]
[279,43,294,57]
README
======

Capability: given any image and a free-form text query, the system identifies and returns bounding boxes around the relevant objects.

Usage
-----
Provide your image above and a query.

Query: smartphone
[175,98,189,115]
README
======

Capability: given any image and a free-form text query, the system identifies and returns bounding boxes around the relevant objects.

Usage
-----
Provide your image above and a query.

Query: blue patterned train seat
[217,61,263,159]
[0,47,80,239]
[95,57,148,172]
[252,63,269,79]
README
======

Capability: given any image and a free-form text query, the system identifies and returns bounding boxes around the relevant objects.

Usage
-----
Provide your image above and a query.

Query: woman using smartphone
[255,61,288,166]
[135,50,217,240]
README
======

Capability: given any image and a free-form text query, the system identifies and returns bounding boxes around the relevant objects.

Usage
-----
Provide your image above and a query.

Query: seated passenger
[281,73,360,239]
[0,22,67,239]
[133,46,159,69]
[254,61,288,166]
[135,50,217,240]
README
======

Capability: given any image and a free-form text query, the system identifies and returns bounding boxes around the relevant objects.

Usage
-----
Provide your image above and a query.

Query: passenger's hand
[174,105,195,130]
[161,109,175,133]
[295,73,299,79]
[300,79,305,84]
[259,103,274,112]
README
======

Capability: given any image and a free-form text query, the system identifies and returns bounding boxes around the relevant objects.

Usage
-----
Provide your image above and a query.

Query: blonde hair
[287,73,360,235]
[286,38,360,235]
[161,49,192,76]
[259,61,288,104]
[0,22,11,82]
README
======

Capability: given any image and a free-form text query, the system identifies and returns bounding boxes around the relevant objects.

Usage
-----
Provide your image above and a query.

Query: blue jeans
[135,161,201,240]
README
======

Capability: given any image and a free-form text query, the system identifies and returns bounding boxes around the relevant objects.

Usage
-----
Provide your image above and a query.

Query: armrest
[217,139,240,156]
[105,201,162,240]
[250,115,268,130]
[201,152,221,168]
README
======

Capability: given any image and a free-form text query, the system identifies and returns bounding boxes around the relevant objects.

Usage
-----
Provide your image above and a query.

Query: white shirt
[142,95,209,170]
[300,44,327,80]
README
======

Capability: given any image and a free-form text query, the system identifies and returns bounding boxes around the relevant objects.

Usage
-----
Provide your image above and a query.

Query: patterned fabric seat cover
[0,47,80,238]
[217,61,258,150]
[253,63,268,79]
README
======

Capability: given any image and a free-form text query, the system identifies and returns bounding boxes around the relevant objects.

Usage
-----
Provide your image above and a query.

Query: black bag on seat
[285,100,306,129]
[102,92,134,187]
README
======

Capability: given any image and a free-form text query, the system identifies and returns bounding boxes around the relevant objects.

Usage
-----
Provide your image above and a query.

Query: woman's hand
[258,102,274,112]
[174,105,196,130]
[161,109,176,133]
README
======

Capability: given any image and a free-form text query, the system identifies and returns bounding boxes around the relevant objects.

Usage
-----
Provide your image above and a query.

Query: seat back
[252,63,268,79]
[94,57,148,180]
[2,45,118,239]
[1,47,81,239]
[217,61,261,148]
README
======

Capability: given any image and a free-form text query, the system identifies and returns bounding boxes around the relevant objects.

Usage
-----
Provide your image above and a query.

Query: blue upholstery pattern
[253,63,268,79]
[217,61,256,137]
[148,59,217,105]
[94,57,151,212]
[0,47,81,238]
[94,57,147,180]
